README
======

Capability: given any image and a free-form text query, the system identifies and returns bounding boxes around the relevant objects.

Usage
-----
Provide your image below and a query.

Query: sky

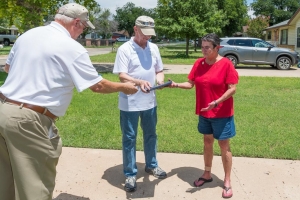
[96,0,158,15]
[96,0,254,15]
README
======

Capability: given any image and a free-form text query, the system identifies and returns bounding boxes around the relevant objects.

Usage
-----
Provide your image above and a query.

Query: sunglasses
[80,21,89,31]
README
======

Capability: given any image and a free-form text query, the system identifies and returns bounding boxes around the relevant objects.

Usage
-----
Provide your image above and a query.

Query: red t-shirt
[188,57,239,118]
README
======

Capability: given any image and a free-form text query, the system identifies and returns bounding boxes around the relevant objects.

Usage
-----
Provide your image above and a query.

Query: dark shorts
[198,115,236,140]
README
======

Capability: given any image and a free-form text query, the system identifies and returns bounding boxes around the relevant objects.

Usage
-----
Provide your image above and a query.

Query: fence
[76,39,115,47]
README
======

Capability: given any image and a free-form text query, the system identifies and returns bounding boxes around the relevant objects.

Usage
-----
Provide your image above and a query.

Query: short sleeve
[225,61,239,84]
[152,45,163,72]
[68,53,103,92]
[113,48,130,74]
[188,58,204,81]
[6,44,16,65]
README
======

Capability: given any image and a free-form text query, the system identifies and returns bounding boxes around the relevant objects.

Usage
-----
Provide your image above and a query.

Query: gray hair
[201,33,220,48]
[54,13,74,24]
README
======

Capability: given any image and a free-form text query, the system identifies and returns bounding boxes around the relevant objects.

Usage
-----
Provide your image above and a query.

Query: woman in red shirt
[170,33,238,198]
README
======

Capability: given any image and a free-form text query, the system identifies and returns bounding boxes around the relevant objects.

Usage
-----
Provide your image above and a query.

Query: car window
[234,39,252,47]
[227,39,234,45]
[252,39,273,48]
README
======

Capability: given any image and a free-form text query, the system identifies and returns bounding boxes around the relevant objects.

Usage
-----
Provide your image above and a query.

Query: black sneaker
[145,166,167,179]
[124,176,137,192]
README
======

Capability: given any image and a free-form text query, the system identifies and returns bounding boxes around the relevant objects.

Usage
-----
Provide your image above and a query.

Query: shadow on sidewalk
[101,163,223,199]
[53,193,90,200]
[169,167,224,193]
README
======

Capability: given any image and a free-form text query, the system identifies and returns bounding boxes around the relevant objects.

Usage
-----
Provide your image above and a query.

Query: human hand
[138,80,151,93]
[122,82,138,95]
[200,101,217,111]
[168,79,178,88]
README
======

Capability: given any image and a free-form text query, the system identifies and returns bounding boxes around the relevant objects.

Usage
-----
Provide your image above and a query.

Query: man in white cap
[0,3,137,200]
[113,16,167,192]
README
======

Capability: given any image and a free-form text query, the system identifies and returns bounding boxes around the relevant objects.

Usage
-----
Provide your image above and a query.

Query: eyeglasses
[201,46,214,50]
[80,21,89,31]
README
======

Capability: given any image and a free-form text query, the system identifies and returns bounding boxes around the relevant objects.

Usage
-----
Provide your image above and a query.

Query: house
[112,30,129,40]
[0,25,19,35]
[264,8,300,51]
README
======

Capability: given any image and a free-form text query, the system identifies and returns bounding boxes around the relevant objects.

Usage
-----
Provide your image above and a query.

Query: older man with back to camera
[0,3,137,200]
[113,16,167,193]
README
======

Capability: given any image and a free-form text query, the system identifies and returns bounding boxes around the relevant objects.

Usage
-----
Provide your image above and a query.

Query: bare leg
[218,139,233,197]
[194,134,214,186]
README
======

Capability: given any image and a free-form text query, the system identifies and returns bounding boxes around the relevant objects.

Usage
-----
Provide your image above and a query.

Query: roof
[220,37,260,39]
[265,7,300,30]
[113,30,129,37]
[264,20,289,30]
[0,25,18,30]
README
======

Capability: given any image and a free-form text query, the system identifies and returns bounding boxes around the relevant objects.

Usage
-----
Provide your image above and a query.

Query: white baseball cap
[57,3,95,29]
[135,16,156,36]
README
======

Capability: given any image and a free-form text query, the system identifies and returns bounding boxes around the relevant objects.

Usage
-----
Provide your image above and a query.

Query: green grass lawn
[0,46,12,55]
[90,44,202,65]
[1,72,299,160]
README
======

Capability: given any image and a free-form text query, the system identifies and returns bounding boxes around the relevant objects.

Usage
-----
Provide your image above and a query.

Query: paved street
[1,48,300,77]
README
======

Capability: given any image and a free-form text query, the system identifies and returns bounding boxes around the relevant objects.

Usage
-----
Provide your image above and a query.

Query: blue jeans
[120,107,158,177]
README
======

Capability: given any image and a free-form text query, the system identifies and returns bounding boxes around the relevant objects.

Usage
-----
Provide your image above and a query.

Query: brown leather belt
[0,93,58,120]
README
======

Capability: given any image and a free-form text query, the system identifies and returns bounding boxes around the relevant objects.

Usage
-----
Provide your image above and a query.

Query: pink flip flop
[222,186,233,198]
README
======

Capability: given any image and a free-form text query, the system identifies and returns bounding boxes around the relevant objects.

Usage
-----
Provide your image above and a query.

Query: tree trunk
[186,39,189,57]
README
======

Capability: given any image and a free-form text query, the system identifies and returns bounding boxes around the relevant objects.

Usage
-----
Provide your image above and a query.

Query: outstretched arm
[89,79,137,95]
[169,79,194,89]
[119,72,151,93]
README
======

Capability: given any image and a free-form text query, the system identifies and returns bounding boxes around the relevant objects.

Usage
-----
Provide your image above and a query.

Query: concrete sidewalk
[52,147,300,200]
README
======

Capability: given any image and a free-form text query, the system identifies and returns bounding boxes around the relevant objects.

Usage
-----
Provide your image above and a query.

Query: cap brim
[140,28,156,36]
[86,21,95,29]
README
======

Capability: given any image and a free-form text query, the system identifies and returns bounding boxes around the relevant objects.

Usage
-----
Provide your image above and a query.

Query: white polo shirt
[113,38,163,111]
[0,21,102,116]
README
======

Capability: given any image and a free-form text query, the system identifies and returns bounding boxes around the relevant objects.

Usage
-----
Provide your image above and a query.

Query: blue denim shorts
[198,116,236,140]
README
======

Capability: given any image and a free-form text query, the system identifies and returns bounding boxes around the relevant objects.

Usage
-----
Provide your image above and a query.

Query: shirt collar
[49,21,71,38]
[130,37,149,50]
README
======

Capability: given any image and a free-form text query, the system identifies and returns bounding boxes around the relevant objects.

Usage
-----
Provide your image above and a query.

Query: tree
[114,2,155,37]
[0,0,98,32]
[246,16,269,39]
[156,0,227,56]
[97,9,113,39]
[251,0,300,26]
[217,0,249,37]
[0,18,10,32]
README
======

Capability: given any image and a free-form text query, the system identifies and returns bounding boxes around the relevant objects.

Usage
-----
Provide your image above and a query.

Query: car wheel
[277,56,291,70]
[3,39,10,46]
[226,55,238,67]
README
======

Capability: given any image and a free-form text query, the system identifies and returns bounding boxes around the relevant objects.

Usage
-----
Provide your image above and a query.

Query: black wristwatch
[214,100,218,108]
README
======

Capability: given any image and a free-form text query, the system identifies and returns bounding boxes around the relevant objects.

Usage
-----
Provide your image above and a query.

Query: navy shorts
[198,116,236,140]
